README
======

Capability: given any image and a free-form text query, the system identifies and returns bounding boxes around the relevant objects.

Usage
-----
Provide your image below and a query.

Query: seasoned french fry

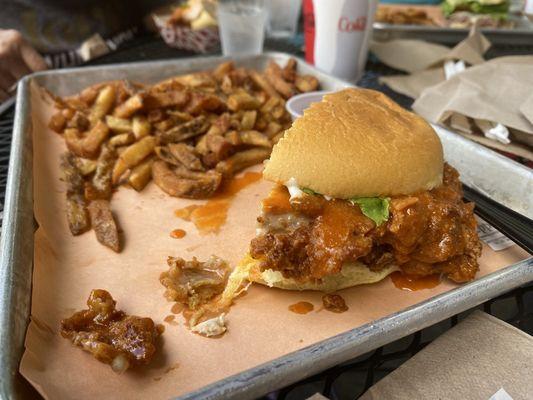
[147,109,164,123]
[62,108,76,120]
[111,159,128,185]
[254,116,268,131]
[282,58,297,82]
[227,92,261,111]
[82,120,110,159]
[166,110,193,122]
[159,116,209,144]
[185,92,226,115]
[206,135,233,160]
[239,130,271,148]
[64,128,85,157]
[295,75,319,93]
[215,147,271,178]
[152,161,221,199]
[195,134,209,155]
[213,61,234,81]
[168,143,204,171]
[106,115,132,133]
[114,93,144,118]
[272,131,284,144]
[66,194,90,236]
[264,121,283,138]
[260,96,280,113]
[49,112,66,133]
[265,61,294,98]
[61,153,90,235]
[155,146,181,166]
[66,112,90,131]
[144,91,188,110]
[79,84,101,106]
[272,106,286,120]
[112,136,156,184]
[175,72,216,88]
[224,130,241,146]
[90,85,116,123]
[109,132,135,148]
[249,70,279,99]
[128,158,154,191]
[86,145,115,200]
[88,200,121,252]
[220,75,233,94]
[132,115,151,139]
[241,110,257,131]
[154,119,175,132]
[74,157,97,176]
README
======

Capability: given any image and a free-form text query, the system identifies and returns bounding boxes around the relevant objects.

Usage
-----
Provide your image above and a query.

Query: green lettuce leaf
[442,0,509,16]
[302,187,317,195]
[350,197,390,226]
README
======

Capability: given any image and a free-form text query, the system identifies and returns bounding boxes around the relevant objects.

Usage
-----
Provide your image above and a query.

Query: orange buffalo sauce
[174,205,200,221]
[262,185,292,214]
[174,171,262,235]
[390,271,441,291]
[170,229,186,239]
[309,200,374,276]
[288,301,314,314]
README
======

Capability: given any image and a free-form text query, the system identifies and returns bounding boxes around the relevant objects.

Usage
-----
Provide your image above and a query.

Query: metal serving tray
[373,15,533,45]
[0,52,532,400]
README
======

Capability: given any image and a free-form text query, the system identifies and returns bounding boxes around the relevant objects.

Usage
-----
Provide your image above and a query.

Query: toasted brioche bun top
[264,88,444,198]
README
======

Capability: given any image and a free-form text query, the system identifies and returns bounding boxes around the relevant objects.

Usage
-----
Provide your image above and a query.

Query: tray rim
[0,52,532,400]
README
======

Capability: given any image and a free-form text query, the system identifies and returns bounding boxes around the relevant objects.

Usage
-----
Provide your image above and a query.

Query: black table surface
[0,33,532,400]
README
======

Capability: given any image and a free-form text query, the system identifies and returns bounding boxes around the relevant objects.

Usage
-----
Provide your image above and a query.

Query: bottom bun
[241,254,397,292]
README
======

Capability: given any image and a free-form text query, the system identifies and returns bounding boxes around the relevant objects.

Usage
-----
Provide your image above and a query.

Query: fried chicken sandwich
[241,88,482,291]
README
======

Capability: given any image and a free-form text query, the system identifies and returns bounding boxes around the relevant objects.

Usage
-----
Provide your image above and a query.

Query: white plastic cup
[218,0,267,56]
[267,0,302,38]
[286,90,332,121]
[312,0,377,82]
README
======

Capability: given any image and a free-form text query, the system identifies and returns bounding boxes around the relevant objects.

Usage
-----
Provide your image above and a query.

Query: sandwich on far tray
[55,78,482,372]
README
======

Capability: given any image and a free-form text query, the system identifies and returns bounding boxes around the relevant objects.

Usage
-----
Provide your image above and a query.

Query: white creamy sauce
[285,177,304,200]
[191,314,227,337]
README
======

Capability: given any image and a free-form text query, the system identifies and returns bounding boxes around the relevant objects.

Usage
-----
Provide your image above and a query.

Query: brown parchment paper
[360,311,533,399]
[19,82,530,400]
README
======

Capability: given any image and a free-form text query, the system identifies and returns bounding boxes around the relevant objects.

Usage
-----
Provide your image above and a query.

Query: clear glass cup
[217,0,267,56]
[267,0,302,38]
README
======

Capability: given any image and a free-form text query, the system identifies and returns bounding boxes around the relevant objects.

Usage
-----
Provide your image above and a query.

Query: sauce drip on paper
[288,301,314,314]
[174,172,262,235]
[390,271,441,291]
[170,229,186,239]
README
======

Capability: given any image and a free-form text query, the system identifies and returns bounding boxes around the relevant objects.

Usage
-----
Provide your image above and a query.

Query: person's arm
[0,29,47,101]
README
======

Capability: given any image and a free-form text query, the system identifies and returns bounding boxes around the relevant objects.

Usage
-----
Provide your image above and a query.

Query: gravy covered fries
[49,58,320,250]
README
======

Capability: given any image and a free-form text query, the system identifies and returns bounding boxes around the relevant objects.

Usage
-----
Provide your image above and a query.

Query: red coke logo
[338,16,367,32]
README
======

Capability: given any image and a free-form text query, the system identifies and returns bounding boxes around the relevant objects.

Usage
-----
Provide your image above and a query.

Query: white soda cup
[312,0,377,81]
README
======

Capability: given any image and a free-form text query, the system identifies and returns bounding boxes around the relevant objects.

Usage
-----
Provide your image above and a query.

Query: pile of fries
[48,58,320,251]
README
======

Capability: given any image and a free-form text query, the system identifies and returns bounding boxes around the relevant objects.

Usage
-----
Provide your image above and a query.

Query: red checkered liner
[154,15,219,54]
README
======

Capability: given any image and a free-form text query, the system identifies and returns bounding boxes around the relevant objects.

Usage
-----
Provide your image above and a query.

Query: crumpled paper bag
[371,28,532,160]
[412,55,533,160]
[360,311,533,400]
[373,26,490,98]
[370,28,489,74]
